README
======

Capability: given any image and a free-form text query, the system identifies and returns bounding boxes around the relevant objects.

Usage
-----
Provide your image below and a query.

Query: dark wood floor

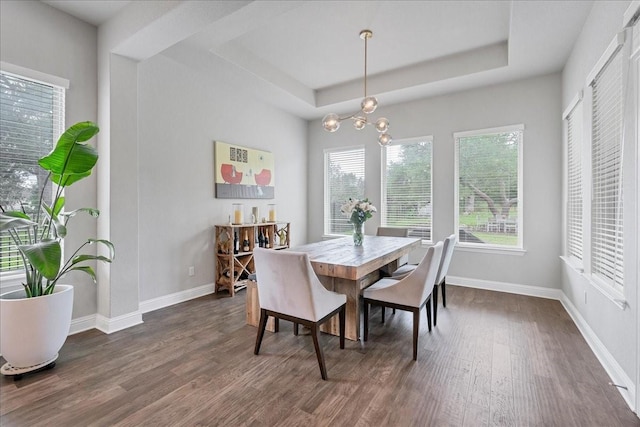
[1,285,638,426]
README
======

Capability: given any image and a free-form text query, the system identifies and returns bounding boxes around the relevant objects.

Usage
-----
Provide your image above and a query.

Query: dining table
[290,235,421,341]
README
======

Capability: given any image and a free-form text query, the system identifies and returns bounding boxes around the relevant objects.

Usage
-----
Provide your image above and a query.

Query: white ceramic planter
[0,285,73,370]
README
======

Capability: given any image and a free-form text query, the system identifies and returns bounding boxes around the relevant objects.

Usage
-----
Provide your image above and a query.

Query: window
[381,136,432,241]
[565,98,584,261]
[0,70,65,273]
[324,146,364,235]
[590,44,624,293]
[454,125,523,248]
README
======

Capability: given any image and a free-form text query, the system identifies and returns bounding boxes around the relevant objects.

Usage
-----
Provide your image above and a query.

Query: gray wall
[561,0,637,395]
[308,73,563,289]
[0,0,99,317]
[137,54,308,302]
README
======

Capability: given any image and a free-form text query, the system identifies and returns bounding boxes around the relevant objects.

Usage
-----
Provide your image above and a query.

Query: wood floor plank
[1,286,637,426]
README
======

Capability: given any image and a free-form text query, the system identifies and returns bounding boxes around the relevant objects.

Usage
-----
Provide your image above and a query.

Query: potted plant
[0,121,114,378]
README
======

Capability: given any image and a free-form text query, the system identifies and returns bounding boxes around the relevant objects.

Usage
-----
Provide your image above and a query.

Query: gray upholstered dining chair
[363,241,443,361]
[376,226,409,238]
[375,226,411,321]
[392,233,457,326]
[253,248,346,380]
[376,226,410,272]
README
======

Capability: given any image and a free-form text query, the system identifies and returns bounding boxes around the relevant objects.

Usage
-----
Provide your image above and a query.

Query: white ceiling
[41,0,596,120]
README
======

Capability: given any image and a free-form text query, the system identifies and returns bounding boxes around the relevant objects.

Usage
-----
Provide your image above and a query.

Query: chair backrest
[435,234,457,285]
[390,241,443,307]
[377,227,410,266]
[253,248,338,322]
[376,227,409,237]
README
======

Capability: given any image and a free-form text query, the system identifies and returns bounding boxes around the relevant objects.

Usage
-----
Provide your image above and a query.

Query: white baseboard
[448,276,563,300]
[139,282,215,314]
[64,283,215,336]
[450,275,635,414]
[559,293,636,412]
[69,314,97,335]
[95,311,143,334]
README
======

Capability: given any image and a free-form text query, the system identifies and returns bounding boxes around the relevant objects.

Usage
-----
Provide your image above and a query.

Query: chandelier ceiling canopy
[321,29,393,146]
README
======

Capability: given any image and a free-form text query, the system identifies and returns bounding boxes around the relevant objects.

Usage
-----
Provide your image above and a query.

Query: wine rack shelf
[214,222,290,296]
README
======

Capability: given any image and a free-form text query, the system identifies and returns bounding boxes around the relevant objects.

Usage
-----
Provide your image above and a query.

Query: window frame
[380,135,433,244]
[323,145,365,236]
[586,33,627,297]
[0,64,67,286]
[563,91,585,267]
[453,124,524,251]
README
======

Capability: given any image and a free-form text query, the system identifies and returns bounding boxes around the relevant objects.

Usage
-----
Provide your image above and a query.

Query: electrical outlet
[188,266,195,276]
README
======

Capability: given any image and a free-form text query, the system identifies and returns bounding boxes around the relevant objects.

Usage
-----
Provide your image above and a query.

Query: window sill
[0,272,25,292]
[455,244,526,256]
[560,256,627,310]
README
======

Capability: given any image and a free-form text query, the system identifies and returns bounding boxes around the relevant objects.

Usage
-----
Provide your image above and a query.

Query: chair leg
[363,300,370,342]
[310,324,328,380]
[339,305,346,349]
[293,322,299,335]
[433,285,439,327]
[412,309,420,361]
[426,296,432,332]
[392,308,396,315]
[442,277,447,307]
[274,317,280,333]
[381,306,385,323]
[254,309,268,355]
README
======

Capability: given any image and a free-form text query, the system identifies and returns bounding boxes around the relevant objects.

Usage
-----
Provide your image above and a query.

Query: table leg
[317,271,379,341]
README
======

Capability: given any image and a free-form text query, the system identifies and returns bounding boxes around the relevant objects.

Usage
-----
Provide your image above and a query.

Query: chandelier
[321,29,392,146]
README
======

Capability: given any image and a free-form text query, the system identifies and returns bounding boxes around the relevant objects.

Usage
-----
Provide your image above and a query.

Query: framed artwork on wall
[214,140,275,199]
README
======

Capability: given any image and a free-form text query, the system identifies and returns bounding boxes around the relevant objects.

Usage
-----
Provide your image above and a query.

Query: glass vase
[352,222,364,246]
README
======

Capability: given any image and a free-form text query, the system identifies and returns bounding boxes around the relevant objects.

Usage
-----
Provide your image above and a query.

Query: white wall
[137,53,307,301]
[0,0,99,318]
[561,0,637,406]
[308,73,563,289]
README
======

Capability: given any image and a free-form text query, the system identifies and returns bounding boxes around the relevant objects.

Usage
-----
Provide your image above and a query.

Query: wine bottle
[258,228,265,248]
[242,230,250,252]
[233,231,239,254]
[264,231,270,249]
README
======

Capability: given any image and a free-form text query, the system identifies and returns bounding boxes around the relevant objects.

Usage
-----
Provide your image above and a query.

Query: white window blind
[566,102,583,261]
[0,70,65,273]
[455,125,523,248]
[324,147,365,235]
[590,46,624,291]
[382,137,432,241]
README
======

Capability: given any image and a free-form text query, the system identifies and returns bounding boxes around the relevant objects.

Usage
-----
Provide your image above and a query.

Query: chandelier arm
[338,111,362,121]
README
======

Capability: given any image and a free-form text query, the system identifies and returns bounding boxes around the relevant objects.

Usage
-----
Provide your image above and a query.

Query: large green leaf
[57,121,99,144]
[60,207,100,221]
[0,213,36,232]
[38,121,99,186]
[41,143,97,182]
[19,240,61,280]
[67,266,96,283]
[71,254,113,265]
[90,239,116,260]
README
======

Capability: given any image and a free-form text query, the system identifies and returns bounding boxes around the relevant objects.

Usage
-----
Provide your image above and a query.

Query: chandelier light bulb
[322,113,341,132]
[353,116,367,130]
[375,117,389,133]
[378,133,392,146]
[361,96,378,114]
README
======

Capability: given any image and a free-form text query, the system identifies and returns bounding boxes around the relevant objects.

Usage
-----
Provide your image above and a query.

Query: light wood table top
[291,235,421,281]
